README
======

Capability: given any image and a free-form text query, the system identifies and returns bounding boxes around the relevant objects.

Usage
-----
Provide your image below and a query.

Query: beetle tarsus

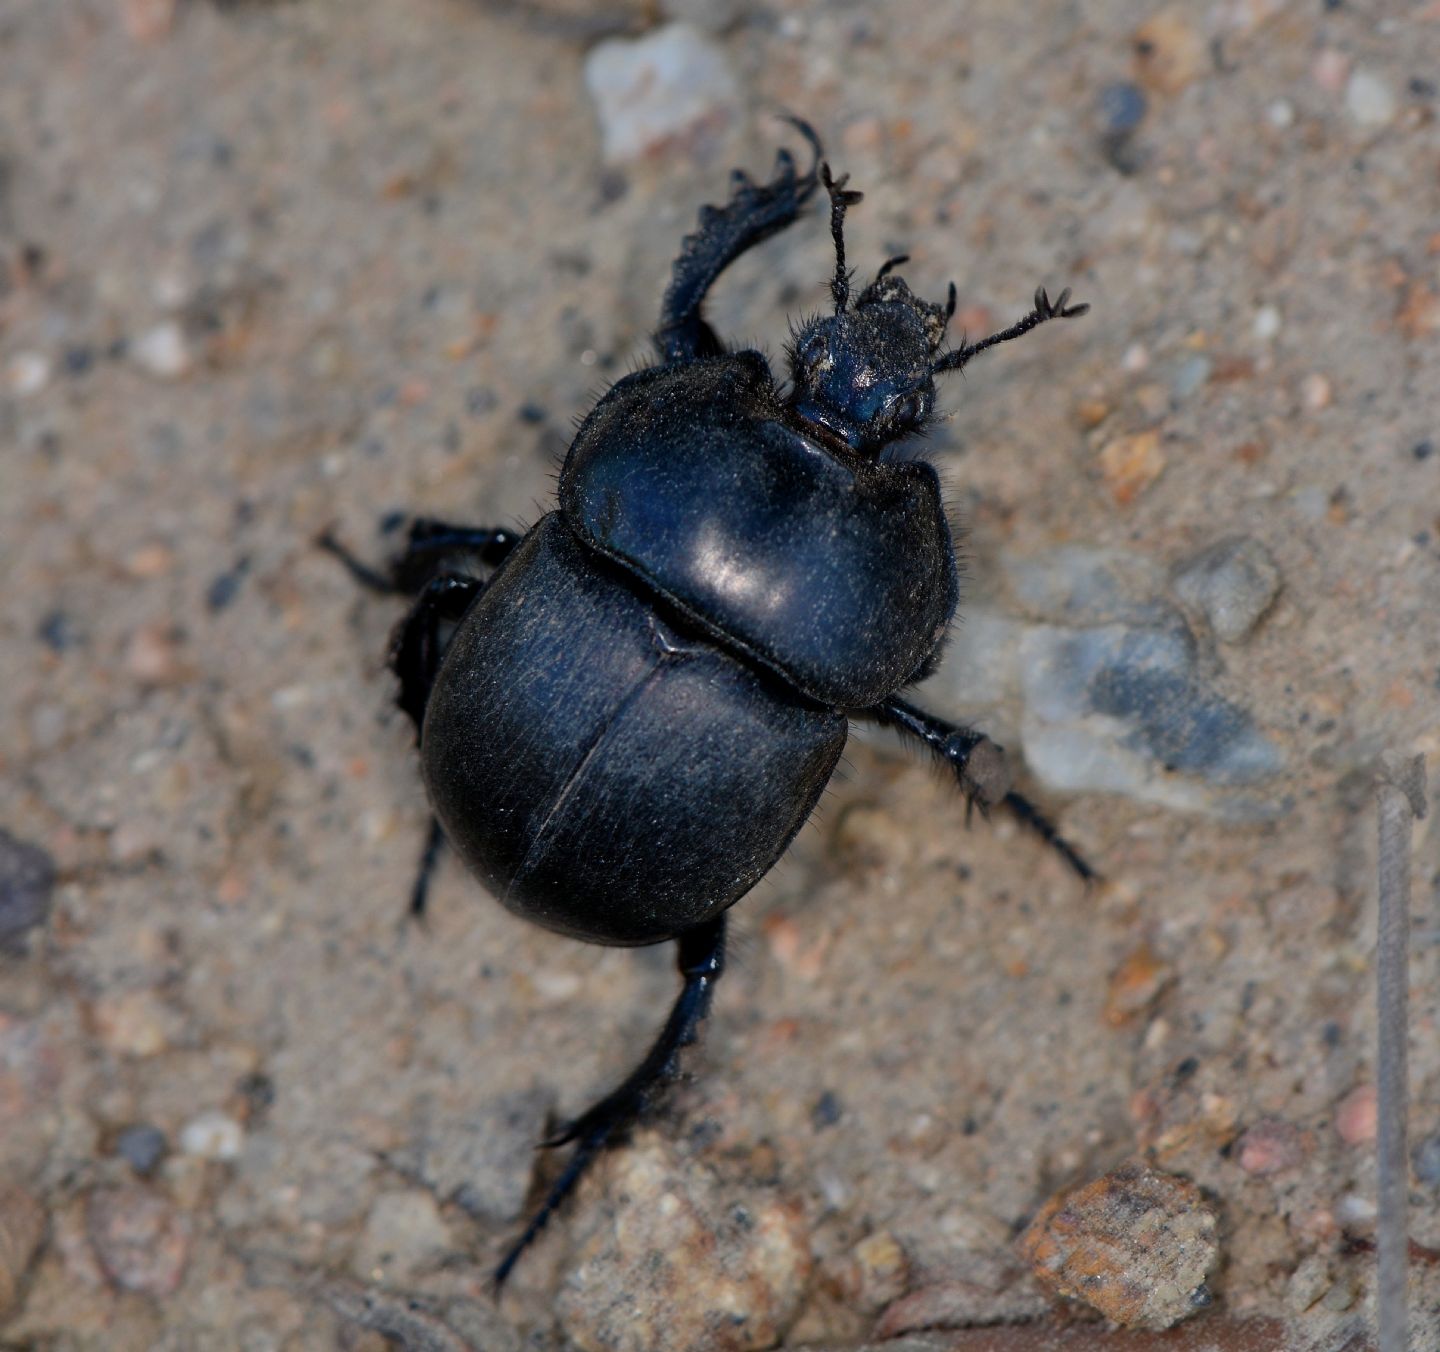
[493,916,727,1289]
[865,697,1094,878]
[408,817,447,922]
[1001,790,1098,883]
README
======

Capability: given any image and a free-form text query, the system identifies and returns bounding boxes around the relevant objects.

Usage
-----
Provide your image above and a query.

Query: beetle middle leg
[321,522,516,917]
[494,914,727,1287]
[864,696,1096,881]
[656,117,823,363]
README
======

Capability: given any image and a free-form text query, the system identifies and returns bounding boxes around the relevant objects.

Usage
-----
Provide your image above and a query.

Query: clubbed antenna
[821,163,863,314]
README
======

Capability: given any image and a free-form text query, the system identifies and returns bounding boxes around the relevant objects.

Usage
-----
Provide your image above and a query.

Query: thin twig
[1375,752,1427,1352]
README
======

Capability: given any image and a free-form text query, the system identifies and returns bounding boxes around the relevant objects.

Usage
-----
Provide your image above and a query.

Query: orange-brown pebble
[1236,1119,1310,1176]
[1334,1084,1377,1145]
[1017,1161,1219,1330]
[1103,942,1173,1026]
[1132,10,1207,96]
[1098,430,1165,505]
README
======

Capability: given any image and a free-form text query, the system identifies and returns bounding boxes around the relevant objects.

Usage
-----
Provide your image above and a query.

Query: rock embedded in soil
[0,1185,46,1315]
[84,1185,190,1296]
[1171,537,1282,644]
[584,23,740,164]
[555,1133,810,1352]
[1017,1161,1219,1330]
[0,829,56,954]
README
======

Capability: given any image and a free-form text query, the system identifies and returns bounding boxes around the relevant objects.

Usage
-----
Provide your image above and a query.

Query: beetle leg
[656,117,823,364]
[863,697,1096,882]
[493,915,727,1288]
[383,572,484,924]
[389,572,483,735]
[319,520,520,596]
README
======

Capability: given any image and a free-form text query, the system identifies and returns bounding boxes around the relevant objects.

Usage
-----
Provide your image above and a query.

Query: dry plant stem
[1375,752,1427,1352]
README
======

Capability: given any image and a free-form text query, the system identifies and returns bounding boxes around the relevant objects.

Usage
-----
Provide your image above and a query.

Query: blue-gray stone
[0,828,55,954]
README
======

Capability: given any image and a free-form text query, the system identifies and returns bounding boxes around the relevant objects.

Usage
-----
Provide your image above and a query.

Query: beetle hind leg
[656,118,823,364]
[864,696,1097,881]
[493,915,727,1288]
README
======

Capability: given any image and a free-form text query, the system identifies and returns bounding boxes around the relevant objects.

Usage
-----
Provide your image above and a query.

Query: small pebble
[1411,1132,1440,1184]
[124,622,187,685]
[122,0,176,42]
[1170,354,1211,400]
[1236,1118,1309,1176]
[1018,1162,1219,1330]
[1098,430,1165,505]
[115,1124,168,1176]
[1312,48,1350,95]
[91,988,174,1058]
[1252,305,1281,341]
[1301,373,1333,410]
[1171,536,1281,644]
[0,1186,45,1315]
[85,1185,190,1296]
[1103,943,1173,1026]
[585,23,740,164]
[811,1090,843,1131]
[179,1110,244,1161]
[36,609,82,653]
[1286,1254,1331,1313]
[0,829,57,953]
[845,1230,909,1313]
[131,322,192,379]
[1132,11,1206,96]
[1099,82,1148,134]
[1266,98,1295,129]
[1346,68,1397,127]
[397,1087,552,1224]
[1122,342,1150,373]
[353,1189,452,1283]
[6,352,50,396]
[556,1135,810,1352]
[1334,1084,1377,1145]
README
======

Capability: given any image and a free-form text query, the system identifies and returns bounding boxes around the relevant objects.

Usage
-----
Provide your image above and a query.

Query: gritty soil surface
[3,2,1439,1349]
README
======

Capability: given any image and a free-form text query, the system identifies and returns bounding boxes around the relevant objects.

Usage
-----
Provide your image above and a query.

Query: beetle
[323,119,1089,1285]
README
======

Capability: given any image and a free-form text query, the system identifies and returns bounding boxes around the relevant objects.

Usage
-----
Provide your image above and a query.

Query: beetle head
[786,167,957,454]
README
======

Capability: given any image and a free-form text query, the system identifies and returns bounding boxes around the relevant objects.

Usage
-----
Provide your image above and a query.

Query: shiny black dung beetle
[323,118,1091,1287]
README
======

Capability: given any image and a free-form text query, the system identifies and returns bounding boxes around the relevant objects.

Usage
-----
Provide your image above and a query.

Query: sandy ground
[2,1,1439,1349]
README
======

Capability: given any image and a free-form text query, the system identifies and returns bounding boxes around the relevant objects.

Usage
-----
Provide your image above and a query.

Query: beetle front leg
[656,118,822,363]
[493,914,727,1288]
[863,696,1095,881]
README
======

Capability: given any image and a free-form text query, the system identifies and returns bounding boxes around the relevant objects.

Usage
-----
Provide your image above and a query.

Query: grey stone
[1018,621,1284,816]
[1171,536,1282,644]
[585,24,740,164]
[396,1086,552,1224]
[353,1189,453,1283]
[115,1124,168,1177]
[0,828,55,954]
[1004,547,1171,626]
[927,607,1025,709]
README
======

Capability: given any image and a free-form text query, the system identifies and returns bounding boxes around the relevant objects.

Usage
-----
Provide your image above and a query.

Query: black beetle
[324,119,1090,1285]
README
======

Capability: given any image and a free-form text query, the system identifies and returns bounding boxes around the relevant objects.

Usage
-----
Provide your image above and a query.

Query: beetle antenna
[821,163,863,314]
[876,253,910,281]
[934,285,1089,374]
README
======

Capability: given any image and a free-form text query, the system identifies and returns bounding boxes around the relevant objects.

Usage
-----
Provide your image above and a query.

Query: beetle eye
[893,393,922,426]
